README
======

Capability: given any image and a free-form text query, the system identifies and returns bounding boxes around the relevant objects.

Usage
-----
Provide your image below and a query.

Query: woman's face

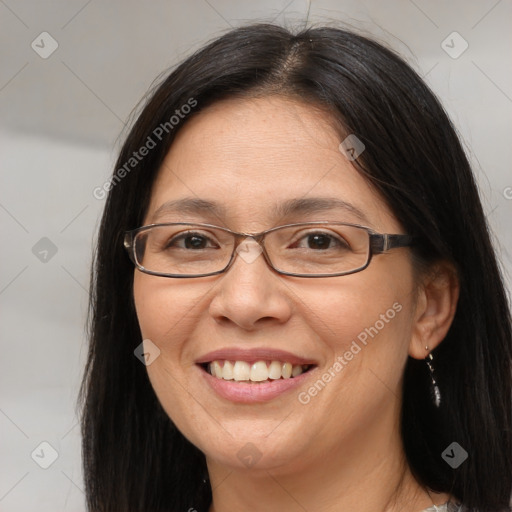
[133,96,418,473]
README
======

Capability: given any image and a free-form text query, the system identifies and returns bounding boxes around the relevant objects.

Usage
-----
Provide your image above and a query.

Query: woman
[80,24,512,511]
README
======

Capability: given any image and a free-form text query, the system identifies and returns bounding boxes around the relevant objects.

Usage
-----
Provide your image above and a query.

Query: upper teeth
[207,360,309,382]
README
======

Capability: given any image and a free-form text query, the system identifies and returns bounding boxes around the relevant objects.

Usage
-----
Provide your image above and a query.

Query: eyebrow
[150,196,370,225]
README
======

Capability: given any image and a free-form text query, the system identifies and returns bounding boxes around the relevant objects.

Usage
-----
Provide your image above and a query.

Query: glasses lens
[134,224,234,275]
[266,223,370,275]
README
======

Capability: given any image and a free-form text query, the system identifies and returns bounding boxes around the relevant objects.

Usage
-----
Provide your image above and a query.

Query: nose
[208,239,293,330]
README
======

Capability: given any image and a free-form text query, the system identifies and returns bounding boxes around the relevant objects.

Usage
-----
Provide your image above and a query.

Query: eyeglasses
[123,221,413,278]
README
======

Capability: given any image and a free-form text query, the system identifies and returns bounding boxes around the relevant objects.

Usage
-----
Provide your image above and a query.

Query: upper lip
[195,347,318,366]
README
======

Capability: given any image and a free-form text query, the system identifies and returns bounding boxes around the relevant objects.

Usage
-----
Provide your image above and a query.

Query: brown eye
[166,232,218,250]
[290,231,350,251]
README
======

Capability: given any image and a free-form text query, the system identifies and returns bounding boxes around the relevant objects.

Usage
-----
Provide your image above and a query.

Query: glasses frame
[123,221,414,279]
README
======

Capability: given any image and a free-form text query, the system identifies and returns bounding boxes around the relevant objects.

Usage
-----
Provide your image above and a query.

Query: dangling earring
[425,346,441,408]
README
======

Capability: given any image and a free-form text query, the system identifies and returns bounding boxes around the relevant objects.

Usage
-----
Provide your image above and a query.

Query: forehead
[145,96,398,232]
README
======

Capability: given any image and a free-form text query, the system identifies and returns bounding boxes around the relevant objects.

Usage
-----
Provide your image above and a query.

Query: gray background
[1,1,511,510]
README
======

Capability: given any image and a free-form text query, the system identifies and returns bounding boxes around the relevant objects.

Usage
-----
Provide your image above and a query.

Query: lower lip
[198,365,315,403]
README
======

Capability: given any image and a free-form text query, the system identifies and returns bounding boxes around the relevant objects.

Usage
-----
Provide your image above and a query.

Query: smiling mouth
[200,360,315,383]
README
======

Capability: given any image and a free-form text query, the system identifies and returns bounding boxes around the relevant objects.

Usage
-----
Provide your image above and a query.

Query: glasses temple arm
[370,234,414,253]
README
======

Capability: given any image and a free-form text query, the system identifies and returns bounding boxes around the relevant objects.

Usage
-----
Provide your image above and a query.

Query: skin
[133,96,459,512]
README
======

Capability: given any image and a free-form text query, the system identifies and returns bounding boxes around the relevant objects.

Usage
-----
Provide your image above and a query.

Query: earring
[425,346,441,408]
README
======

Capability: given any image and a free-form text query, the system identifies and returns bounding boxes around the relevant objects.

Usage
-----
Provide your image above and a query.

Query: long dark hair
[80,23,512,511]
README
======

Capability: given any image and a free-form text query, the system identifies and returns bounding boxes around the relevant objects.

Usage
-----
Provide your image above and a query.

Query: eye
[290,231,350,251]
[165,231,219,250]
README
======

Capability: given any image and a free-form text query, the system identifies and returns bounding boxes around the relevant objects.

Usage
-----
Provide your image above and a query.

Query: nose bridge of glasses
[231,232,266,266]
[224,227,268,254]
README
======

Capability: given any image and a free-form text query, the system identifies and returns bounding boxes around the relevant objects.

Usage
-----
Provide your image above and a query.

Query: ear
[408,261,460,359]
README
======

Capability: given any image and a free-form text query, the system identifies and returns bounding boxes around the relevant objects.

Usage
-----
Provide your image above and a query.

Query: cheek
[286,279,413,443]
[288,264,415,412]
[132,272,195,398]
[289,267,412,350]
[133,272,208,440]
[133,271,206,342]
